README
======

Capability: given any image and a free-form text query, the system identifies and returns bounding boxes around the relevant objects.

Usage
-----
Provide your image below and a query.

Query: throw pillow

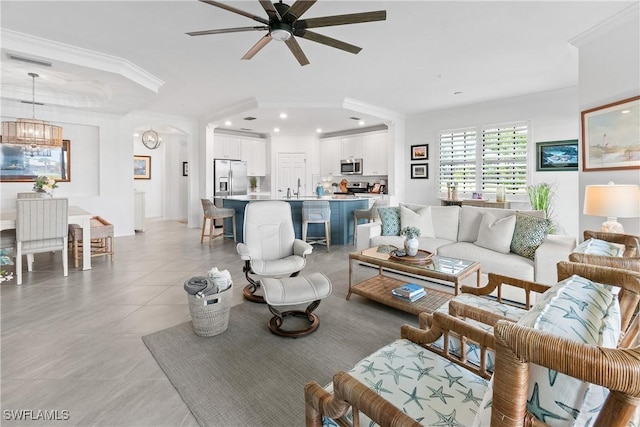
[399,205,435,238]
[572,238,624,257]
[377,207,401,236]
[474,212,516,253]
[510,212,551,260]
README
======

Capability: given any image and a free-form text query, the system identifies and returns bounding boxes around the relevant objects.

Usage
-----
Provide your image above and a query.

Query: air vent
[7,54,53,67]
[240,128,253,131]
[243,116,257,121]
[21,101,44,106]
[349,116,361,121]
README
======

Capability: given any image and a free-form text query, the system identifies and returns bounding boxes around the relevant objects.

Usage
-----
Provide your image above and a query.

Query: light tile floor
[0,219,363,426]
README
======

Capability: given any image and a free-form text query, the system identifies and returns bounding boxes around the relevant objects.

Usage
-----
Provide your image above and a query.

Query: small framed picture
[182,161,189,176]
[410,163,428,179]
[134,155,151,180]
[411,144,428,161]
[536,140,578,171]
[472,192,483,200]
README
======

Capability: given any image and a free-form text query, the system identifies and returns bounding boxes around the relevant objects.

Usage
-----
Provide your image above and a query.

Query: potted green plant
[527,183,556,232]
[400,226,421,256]
[249,176,257,192]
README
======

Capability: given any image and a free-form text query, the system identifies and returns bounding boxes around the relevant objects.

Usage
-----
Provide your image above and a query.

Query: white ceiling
[0,1,634,136]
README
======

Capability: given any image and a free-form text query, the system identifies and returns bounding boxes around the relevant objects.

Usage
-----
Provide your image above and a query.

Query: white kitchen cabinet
[341,135,363,159]
[362,132,389,176]
[213,135,242,160]
[241,138,266,176]
[319,137,342,177]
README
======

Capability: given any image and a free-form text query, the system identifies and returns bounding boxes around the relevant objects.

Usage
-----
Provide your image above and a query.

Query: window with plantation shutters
[438,129,477,194]
[481,123,528,195]
[438,122,528,196]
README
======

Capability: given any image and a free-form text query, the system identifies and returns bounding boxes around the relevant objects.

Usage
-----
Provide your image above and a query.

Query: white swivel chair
[236,201,313,303]
[15,198,69,285]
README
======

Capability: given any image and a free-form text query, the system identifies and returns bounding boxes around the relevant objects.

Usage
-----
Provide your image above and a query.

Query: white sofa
[356,204,576,297]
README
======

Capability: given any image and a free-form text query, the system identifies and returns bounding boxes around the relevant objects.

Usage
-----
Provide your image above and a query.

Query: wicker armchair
[568,230,640,272]
[305,262,640,427]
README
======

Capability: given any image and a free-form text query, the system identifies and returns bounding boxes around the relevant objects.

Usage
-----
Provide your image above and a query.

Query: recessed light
[133,133,140,137]
[224,120,232,126]
[621,110,630,114]
[279,113,287,119]
[316,128,323,133]
[273,127,280,132]
[358,120,365,126]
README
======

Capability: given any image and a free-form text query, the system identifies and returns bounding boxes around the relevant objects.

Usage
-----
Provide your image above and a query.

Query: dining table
[0,205,94,270]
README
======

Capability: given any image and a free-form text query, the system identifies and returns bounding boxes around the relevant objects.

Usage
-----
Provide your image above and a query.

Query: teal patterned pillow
[572,238,624,257]
[510,212,551,260]
[377,207,401,236]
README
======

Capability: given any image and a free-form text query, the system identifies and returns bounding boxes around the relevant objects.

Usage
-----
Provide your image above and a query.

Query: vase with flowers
[33,176,58,195]
[400,226,421,257]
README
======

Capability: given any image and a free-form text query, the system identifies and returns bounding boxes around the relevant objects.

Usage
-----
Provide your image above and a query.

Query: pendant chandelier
[141,127,161,149]
[1,73,63,148]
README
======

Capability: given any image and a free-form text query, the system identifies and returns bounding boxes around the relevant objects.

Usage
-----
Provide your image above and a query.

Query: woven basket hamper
[187,286,232,337]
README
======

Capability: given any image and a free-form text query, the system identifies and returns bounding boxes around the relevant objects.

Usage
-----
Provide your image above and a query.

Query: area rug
[143,291,419,426]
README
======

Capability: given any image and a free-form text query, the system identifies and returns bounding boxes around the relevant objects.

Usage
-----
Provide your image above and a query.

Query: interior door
[277,152,306,198]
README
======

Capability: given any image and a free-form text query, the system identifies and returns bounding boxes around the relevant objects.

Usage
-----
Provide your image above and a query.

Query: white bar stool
[302,201,331,251]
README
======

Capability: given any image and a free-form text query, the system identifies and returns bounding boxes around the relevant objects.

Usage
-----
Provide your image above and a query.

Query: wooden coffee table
[347,246,481,316]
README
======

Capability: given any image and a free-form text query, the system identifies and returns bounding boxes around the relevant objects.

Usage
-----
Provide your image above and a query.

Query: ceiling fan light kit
[187,0,386,66]
[2,73,63,148]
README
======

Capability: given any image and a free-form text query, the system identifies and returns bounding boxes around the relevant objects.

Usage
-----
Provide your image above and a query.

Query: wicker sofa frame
[305,262,640,427]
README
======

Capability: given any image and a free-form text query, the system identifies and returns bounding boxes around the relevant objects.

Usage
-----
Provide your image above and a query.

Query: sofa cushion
[458,206,544,243]
[474,212,516,253]
[400,205,435,238]
[377,207,401,236]
[437,242,535,282]
[322,338,489,427]
[430,205,461,241]
[572,238,625,257]
[510,212,552,260]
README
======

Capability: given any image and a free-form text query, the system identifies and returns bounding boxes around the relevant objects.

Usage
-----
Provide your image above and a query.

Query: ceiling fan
[187,0,386,66]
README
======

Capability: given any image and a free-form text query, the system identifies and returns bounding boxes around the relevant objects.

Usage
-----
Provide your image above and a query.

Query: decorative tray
[389,249,434,264]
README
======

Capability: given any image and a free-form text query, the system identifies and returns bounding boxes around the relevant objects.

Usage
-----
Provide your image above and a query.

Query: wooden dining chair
[15,198,69,285]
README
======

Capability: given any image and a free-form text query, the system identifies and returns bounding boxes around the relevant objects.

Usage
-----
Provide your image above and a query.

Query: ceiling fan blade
[282,0,317,21]
[187,26,268,36]
[297,30,361,54]
[199,0,269,25]
[258,0,281,21]
[242,34,272,60]
[285,37,310,66]
[298,10,386,29]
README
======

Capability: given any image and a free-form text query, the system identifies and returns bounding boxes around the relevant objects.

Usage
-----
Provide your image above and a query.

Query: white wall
[574,4,640,237]
[405,87,581,238]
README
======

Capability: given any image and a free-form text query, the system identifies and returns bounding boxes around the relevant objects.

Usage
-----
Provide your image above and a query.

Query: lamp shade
[583,183,640,218]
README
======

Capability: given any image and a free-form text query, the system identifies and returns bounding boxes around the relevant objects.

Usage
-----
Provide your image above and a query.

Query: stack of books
[391,283,426,302]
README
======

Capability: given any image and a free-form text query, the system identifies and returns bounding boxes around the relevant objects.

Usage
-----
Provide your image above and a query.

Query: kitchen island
[221,196,369,244]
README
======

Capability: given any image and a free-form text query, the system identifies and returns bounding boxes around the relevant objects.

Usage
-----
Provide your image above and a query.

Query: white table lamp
[583,182,640,233]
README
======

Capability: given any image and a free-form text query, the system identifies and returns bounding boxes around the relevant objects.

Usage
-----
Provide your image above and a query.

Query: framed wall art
[410,163,428,179]
[581,95,640,171]
[0,138,71,182]
[536,140,578,171]
[411,144,428,161]
[182,161,189,177]
[134,155,151,179]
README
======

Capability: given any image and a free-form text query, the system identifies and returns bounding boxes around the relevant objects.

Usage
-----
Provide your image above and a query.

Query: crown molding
[569,3,640,47]
[2,29,164,93]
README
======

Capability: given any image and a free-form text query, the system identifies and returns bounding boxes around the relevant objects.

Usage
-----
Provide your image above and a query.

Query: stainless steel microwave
[341,158,363,175]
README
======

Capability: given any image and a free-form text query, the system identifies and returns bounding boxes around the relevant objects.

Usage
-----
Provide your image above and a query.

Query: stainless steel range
[346,182,369,193]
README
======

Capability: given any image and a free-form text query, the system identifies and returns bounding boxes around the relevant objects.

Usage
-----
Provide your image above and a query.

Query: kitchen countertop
[222,194,384,201]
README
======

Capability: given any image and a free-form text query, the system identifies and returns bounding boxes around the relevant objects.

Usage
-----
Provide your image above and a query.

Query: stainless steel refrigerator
[213,158,248,225]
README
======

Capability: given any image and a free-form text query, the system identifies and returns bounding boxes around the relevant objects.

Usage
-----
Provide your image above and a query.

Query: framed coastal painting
[411,163,428,179]
[536,140,578,171]
[411,144,428,161]
[581,96,640,171]
[0,138,71,182]
[134,155,151,179]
